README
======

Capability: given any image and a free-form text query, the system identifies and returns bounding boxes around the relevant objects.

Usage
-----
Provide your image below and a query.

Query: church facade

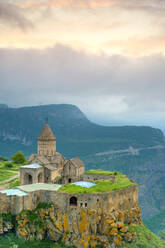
[20,123,85,185]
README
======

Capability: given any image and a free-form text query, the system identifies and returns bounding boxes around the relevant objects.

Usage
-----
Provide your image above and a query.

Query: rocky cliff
[0,203,142,248]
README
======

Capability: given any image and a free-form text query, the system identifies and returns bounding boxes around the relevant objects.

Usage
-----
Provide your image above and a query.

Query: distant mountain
[0,104,164,158]
[144,210,165,235]
[0,104,8,109]
[0,104,165,228]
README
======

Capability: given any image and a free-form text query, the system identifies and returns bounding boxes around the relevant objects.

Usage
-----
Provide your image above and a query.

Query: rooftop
[20,163,42,169]
[17,183,61,192]
[38,123,56,141]
[72,181,96,188]
[0,189,28,196]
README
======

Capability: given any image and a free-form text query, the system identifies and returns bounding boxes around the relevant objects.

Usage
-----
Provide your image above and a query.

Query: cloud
[19,0,116,9]
[0,2,33,30]
[105,35,165,56]
[19,0,165,11]
[0,44,165,128]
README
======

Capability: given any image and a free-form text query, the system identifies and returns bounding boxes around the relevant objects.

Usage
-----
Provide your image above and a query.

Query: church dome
[38,123,56,141]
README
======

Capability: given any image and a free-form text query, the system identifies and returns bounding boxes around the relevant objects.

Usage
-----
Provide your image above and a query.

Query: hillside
[0,104,165,229]
[144,210,165,235]
[0,104,164,158]
[0,225,165,248]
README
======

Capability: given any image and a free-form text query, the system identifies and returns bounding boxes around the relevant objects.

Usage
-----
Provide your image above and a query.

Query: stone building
[20,122,85,185]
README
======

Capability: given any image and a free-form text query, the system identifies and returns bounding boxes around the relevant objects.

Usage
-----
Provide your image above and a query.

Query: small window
[85,203,87,208]
[70,197,77,207]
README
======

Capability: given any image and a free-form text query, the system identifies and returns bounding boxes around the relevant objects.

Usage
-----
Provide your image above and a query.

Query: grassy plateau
[58,172,135,194]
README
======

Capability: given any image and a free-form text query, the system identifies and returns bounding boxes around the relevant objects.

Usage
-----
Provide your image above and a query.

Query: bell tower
[37,122,56,157]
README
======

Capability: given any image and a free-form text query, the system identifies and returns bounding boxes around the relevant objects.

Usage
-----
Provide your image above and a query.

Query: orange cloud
[106,35,165,56]
[19,0,117,9]
[18,0,165,11]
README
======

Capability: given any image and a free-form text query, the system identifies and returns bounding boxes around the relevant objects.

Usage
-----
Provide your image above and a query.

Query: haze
[1,0,165,131]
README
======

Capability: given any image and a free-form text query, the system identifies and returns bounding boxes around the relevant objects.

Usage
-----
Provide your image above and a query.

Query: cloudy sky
[1,0,165,129]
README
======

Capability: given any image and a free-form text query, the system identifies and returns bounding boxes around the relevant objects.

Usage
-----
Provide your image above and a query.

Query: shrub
[0,157,8,161]
[11,152,26,164]
[4,162,13,168]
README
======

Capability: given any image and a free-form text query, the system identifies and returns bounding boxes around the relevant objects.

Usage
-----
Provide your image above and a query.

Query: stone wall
[0,184,141,247]
[46,184,139,214]
[84,174,116,182]
[0,185,138,216]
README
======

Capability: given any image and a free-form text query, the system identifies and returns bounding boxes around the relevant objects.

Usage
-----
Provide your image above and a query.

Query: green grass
[0,233,75,248]
[0,161,22,171]
[122,225,165,248]
[58,174,135,193]
[85,169,117,175]
[0,170,16,182]
[0,226,164,248]
[7,178,20,188]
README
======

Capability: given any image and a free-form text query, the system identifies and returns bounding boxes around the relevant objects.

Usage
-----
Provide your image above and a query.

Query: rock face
[15,203,142,248]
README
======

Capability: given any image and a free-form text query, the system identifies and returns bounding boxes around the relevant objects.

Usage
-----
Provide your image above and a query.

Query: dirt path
[0,171,19,190]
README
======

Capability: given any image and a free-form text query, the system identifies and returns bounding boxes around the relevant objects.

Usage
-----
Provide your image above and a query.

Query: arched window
[70,197,77,207]
[28,175,32,184]
[38,173,42,183]
[24,174,33,185]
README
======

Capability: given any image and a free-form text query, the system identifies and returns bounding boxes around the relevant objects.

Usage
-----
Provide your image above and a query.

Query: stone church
[20,123,85,185]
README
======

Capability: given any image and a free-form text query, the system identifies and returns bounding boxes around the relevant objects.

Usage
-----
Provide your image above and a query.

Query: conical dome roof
[38,123,56,141]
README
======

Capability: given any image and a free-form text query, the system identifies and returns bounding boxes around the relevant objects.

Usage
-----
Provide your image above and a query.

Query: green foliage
[11,152,26,164]
[121,225,165,248]
[21,210,43,227]
[10,245,18,248]
[8,178,20,189]
[0,157,8,161]
[85,169,117,175]
[0,233,75,248]
[0,170,16,182]
[58,173,135,193]
[0,213,15,228]
[4,161,13,168]
[0,226,164,248]
[35,202,53,210]
[160,233,165,241]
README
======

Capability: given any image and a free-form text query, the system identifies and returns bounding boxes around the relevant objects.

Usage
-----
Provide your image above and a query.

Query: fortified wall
[0,183,138,215]
[0,183,142,248]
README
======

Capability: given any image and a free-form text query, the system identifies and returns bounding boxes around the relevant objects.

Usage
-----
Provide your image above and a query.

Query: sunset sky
[1,0,165,129]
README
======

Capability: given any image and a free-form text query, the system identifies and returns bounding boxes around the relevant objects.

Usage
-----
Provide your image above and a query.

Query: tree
[160,232,165,241]
[11,152,26,164]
